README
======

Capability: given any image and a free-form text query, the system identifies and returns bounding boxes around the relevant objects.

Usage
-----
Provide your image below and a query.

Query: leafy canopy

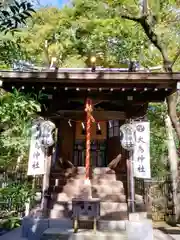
[0,1,35,68]
[17,0,180,70]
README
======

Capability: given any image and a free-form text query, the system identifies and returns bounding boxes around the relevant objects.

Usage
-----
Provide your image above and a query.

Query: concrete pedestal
[22,213,153,240]
[126,213,153,240]
[22,217,72,240]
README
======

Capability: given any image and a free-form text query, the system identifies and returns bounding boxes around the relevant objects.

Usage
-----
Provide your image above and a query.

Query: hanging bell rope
[85,98,95,181]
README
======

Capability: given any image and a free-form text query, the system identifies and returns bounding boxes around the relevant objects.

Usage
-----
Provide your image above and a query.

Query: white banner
[27,123,45,176]
[133,122,151,179]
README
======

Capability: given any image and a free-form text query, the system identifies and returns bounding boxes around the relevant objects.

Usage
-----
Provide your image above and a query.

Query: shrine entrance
[1,70,178,220]
[73,139,107,167]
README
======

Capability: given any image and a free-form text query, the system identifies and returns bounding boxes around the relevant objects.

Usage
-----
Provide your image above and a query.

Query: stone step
[41,228,127,240]
[100,202,128,220]
[49,177,126,200]
[50,174,118,182]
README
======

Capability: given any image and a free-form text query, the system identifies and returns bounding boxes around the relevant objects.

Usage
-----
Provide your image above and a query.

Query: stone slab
[49,219,73,229]
[41,229,127,240]
[98,220,126,231]
[41,228,73,240]
[0,227,26,240]
[153,229,174,240]
[129,212,147,221]
[126,220,153,240]
[22,217,49,240]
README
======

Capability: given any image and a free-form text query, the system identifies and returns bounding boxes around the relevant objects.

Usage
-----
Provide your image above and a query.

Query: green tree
[0,89,41,170]
[19,4,147,68]
[104,0,180,140]
[0,1,35,68]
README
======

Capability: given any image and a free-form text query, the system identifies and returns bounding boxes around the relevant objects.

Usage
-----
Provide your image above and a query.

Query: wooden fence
[135,176,179,222]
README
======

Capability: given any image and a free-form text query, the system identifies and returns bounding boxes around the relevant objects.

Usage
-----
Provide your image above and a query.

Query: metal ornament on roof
[120,123,136,151]
[39,120,56,148]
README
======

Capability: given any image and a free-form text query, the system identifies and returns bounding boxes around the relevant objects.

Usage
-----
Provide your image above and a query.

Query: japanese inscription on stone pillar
[133,122,151,179]
[27,123,45,176]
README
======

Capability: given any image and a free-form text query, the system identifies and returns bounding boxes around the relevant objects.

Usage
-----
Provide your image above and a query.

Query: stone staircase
[48,167,128,222]
[22,167,147,240]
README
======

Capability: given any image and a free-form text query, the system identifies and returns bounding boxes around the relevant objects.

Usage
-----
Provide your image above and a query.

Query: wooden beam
[0,71,178,86]
[50,90,167,103]
[52,110,126,120]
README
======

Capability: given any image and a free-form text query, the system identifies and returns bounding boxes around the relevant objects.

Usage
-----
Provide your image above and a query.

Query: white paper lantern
[120,124,136,151]
[39,120,56,148]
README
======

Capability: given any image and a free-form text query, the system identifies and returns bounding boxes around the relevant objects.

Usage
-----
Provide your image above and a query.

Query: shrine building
[1,69,179,223]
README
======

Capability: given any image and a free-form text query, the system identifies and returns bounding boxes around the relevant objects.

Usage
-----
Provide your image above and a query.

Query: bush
[0,181,36,229]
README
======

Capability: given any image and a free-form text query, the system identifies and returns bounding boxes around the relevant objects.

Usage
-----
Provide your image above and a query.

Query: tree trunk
[165,115,178,223]
[120,1,180,222]
[166,92,180,142]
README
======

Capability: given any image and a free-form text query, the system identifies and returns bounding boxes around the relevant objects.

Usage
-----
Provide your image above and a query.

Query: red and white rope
[85,98,94,181]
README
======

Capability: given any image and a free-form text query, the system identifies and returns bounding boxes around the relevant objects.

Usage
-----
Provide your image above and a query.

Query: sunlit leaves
[0,1,35,34]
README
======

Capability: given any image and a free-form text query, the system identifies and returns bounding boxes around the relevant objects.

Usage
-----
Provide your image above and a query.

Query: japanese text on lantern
[133,122,151,179]
[27,124,45,176]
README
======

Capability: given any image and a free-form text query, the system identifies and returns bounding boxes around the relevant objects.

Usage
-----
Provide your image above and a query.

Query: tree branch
[121,12,180,142]
[43,40,50,67]
[121,15,141,22]
[121,14,171,71]
[142,0,148,15]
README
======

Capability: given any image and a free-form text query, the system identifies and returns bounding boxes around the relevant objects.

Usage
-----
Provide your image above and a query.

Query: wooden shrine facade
[1,70,178,167]
[1,70,179,220]
[1,70,178,118]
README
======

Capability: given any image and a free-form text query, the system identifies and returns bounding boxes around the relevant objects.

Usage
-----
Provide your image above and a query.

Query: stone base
[129,212,147,221]
[41,229,127,240]
[22,217,72,240]
[22,217,49,240]
[22,216,152,240]
[98,220,126,231]
[126,219,153,240]
[22,217,126,239]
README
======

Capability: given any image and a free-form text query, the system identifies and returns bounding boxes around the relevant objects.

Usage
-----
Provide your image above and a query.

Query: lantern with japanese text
[39,120,56,148]
[120,123,136,151]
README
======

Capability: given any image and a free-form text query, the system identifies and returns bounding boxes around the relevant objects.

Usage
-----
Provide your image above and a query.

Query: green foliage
[148,101,180,177]
[0,1,35,68]
[0,1,35,34]
[18,4,147,67]
[1,217,21,230]
[0,181,35,211]
[18,0,180,69]
[0,180,35,229]
[0,89,41,170]
[0,36,27,67]
[148,103,168,177]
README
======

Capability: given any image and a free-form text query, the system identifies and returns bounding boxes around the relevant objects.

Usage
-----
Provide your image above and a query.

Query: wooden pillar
[41,146,53,217]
